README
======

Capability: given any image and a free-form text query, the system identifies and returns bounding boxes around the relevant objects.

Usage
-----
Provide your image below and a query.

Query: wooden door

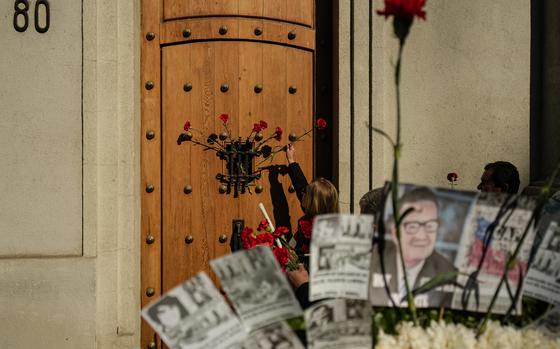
[141,1,315,348]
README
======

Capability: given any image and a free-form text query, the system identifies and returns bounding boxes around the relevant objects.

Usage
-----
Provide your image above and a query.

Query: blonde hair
[302,178,339,217]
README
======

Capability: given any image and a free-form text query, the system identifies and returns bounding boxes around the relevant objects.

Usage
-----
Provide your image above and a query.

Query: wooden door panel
[163,43,218,291]
[163,0,314,27]
[213,42,241,262]
[285,48,313,229]
[238,42,264,229]
[163,41,313,286]
[239,0,264,17]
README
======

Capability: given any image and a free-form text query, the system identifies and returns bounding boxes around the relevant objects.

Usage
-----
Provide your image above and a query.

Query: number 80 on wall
[14,0,50,33]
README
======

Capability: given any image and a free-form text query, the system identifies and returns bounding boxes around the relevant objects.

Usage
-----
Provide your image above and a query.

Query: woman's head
[302,178,339,217]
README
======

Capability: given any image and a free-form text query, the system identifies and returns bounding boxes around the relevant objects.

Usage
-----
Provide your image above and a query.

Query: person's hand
[286,264,308,289]
[286,143,296,164]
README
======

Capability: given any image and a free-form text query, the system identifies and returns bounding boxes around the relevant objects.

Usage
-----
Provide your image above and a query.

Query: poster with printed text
[141,272,246,349]
[211,247,303,332]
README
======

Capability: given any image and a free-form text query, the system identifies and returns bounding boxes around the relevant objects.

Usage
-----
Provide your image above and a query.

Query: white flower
[374,321,560,349]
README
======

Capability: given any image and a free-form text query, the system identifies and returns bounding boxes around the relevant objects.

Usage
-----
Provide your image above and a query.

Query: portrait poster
[305,299,371,349]
[141,272,246,349]
[210,246,302,332]
[309,214,375,301]
[225,321,305,349]
[369,183,477,308]
[451,193,537,313]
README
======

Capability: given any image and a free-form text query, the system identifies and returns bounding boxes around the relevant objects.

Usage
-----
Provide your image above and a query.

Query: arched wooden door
[141,1,315,347]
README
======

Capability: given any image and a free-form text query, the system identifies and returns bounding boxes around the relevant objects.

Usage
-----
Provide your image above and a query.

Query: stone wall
[338,0,531,212]
[0,1,140,348]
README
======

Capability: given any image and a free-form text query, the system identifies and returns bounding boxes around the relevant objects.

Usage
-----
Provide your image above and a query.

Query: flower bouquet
[177,113,327,196]
[240,220,299,272]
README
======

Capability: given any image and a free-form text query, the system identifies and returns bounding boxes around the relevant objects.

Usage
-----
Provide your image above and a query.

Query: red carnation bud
[273,246,290,268]
[256,233,274,247]
[252,123,263,133]
[316,118,327,130]
[259,120,268,130]
[377,0,427,21]
[273,226,289,238]
[219,113,229,124]
[298,219,313,239]
[274,127,283,141]
[257,219,269,232]
[447,172,458,182]
[183,120,191,131]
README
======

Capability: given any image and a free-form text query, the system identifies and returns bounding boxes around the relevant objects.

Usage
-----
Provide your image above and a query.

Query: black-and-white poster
[226,321,305,349]
[305,299,371,349]
[309,214,374,301]
[141,272,246,349]
[525,217,560,306]
[210,246,303,332]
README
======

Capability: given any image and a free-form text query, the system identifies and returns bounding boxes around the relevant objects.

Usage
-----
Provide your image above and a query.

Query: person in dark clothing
[284,143,339,309]
[477,161,520,194]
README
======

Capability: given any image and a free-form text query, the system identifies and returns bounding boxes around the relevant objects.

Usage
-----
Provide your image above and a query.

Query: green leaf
[286,316,305,330]
[411,271,463,297]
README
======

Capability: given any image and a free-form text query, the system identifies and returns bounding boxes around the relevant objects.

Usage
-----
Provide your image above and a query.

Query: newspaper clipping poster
[141,272,246,349]
[210,246,302,332]
[226,321,305,349]
[525,218,560,306]
[527,306,560,339]
[309,214,374,301]
[305,299,372,349]
[369,184,476,308]
[452,193,537,313]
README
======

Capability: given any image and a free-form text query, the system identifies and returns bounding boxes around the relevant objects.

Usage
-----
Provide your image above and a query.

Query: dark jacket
[287,162,311,259]
[287,162,314,309]
[369,239,456,308]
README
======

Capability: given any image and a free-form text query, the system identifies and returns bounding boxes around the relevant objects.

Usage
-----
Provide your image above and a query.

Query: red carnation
[257,219,269,232]
[447,172,458,182]
[219,113,229,124]
[274,127,283,141]
[298,219,313,239]
[259,120,268,130]
[273,246,290,268]
[183,120,191,131]
[273,226,289,238]
[256,233,274,247]
[252,123,263,133]
[377,0,427,21]
[241,227,256,249]
[316,118,327,130]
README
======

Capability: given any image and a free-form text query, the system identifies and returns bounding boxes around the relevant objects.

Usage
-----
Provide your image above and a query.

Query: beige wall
[338,0,531,212]
[0,0,82,256]
[0,0,140,348]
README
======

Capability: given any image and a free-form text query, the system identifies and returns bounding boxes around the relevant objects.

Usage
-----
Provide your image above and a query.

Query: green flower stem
[391,39,418,325]
[476,162,560,337]
[188,139,222,152]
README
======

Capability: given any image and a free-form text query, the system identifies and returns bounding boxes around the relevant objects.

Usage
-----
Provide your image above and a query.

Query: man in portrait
[369,187,457,308]
[145,295,190,345]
